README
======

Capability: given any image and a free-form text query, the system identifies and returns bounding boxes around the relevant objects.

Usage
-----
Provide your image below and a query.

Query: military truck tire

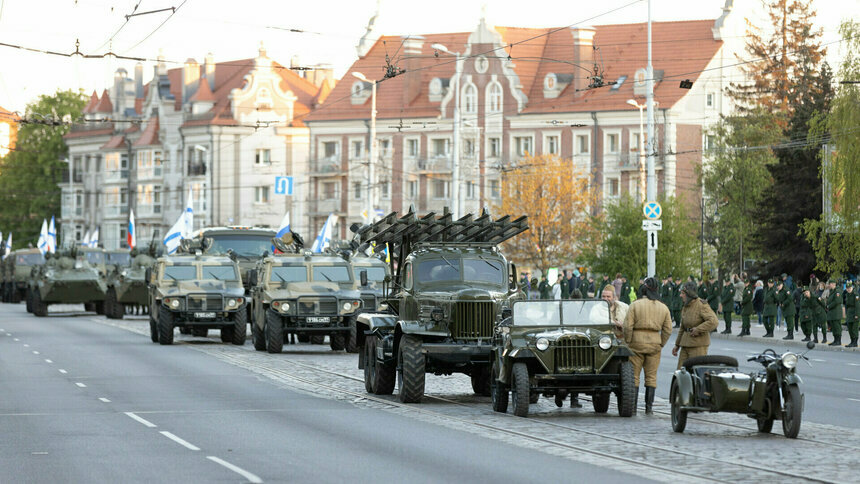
[617,361,635,417]
[329,332,346,351]
[364,335,395,395]
[25,289,33,313]
[232,310,247,345]
[157,307,175,345]
[218,327,232,342]
[592,392,610,413]
[490,360,509,413]
[311,335,325,345]
[346,321,359,353]
[470,366,491,396]
[149,316,159,343]
[511,362,530,417]
[83,302,95,312]
[32,290,48,317]
[297,334,310,343]
[252,320,266,351]
[265,311,284,354]
[397,335,425,403]
[105,289,121,319]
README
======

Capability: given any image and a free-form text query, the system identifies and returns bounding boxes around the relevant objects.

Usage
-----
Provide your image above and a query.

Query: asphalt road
[0,304,644,484]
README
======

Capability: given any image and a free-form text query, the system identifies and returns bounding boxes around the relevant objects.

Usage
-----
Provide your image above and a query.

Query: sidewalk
[705,319,859,353]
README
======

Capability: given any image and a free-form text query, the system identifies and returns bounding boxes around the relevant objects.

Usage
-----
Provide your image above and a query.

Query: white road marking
[31,452,48,455]
[206,456,263,483]
[14,338,19,341]
[44,359,52,363]
[848,398,860,403]
[811,359,826,362]
[848,363,860,367]
[23,344,29,347]
[32,351,39,355]
[124,412,157,428]
[58,369,67,374]
[160,431,200,451]
[75,382,86,388]
[842,378,860,383]
[98,398,111,403]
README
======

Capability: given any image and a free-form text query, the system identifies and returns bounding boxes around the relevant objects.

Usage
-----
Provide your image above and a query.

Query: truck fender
[357,313,397,335]
[673,370,695,407]
[612,346,632,358]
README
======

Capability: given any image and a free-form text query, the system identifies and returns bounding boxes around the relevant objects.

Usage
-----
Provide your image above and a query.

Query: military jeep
[353,207,528,403]
[491,299,635,417]
[2,249,44,303]
[347,255,391,352]
[147,253,247,345]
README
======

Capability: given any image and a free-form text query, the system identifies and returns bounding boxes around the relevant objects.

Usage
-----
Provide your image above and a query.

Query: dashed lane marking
[98,398,111,403]
[45,359,52,363]
[842,378,860,383]
[159,431,200,451]
[32,351,39,355]
[14,338,19,341]
[124,412,157,428]
[75,382,86,388]
[58,369,67,374]
[206,456,263,483]
[848,398,860,403]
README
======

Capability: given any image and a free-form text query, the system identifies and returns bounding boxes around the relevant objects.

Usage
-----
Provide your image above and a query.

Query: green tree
[802,20,860,276]
[581,195,698,281]
[0,89,87,247]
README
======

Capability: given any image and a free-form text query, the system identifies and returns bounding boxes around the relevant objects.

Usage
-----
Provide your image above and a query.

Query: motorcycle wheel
[757,415,774,433]
[782,385,802,439]
[670,379,687,433]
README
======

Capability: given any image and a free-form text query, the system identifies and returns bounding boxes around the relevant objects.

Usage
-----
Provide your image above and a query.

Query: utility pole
[431,43,462,218]
[353,72,377,223]
[645,0,656,277]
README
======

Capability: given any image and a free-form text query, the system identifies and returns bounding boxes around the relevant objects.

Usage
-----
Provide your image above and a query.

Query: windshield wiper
[273,273,287,282]
[319,272,332,282]
[440,256,459,273]
[477,256,500,271]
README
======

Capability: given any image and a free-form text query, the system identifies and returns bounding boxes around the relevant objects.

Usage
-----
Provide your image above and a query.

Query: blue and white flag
[37,219,49,256]
[183,187,194,237]
[82,230,90,247]
[163,188,194,255]
[311,213,337,253]
[276,212,291,239]
[88,228,99,248]
[48,216,56,253]
[2,232,11,260]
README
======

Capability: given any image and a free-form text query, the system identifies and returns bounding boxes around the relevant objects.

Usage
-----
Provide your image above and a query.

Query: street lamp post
[352,72,377,224]
[431,43,461,218]
[626,99,646,204]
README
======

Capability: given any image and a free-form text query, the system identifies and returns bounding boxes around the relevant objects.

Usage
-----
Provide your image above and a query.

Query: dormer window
[350,80,371,105]
[429,77,449,102]
[463,84,477,114]
[543,73,573,99]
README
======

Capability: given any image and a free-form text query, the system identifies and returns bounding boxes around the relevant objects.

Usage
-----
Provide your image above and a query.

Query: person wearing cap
[738,278,754,336]
[720,278,735,334]
[619,275,631,304]
[623,277,672,415]
[843,282,858,347]
[776,280,796,340]
[673,281,719,369]
[538,275,551,300]
[825,279,843,346]
[706,274,720,315]
[812,280,828,343]
[798,286,814,342]
[671,277,683,328]
[762,278,778,337]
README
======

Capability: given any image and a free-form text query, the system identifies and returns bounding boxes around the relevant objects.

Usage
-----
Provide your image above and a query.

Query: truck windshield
[312,265,351,282]
[85,252,104,265]
[201,265,238,281]
[163,266,196,281]
[270,265,307,283]
[206,234,274,257]
[417,257,505,285]
[353,266,387,282]
[463,258,504,285]
[107,253,131,266]
[513,300,612,326]
[17,254,44,265]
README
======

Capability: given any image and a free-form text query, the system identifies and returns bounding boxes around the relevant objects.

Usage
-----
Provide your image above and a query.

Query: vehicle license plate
[307,317,330,324]
[194,312,216,319]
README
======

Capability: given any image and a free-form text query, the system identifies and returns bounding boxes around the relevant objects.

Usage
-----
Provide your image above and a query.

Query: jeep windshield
[417,256,505,286]
[206,234,273,258]
[201,265,239,281]
[163,265,197,281]
[513,300,611,326]
[270,265,307,283]
[353,266,386,283]
[312,265,352,283]
[107,252,131,266]
[85,251,104,265]
[17,253,44,265]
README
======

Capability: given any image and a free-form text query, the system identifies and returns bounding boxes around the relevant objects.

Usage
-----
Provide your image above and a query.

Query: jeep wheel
[592,392,610,413]
[105,289,121,319]
[157,307,175,345]
[297,334,310,343]
[252,319,266,352]
[470,365,491,397]
[149,315,159,343]
[25,289,33,313]
[616,361,635,417]
[670,378,687,433]
[32,290,48,317]
[510,362,530,417]
[397,335,425,403]
[329,332,346,351]
[265,310,284,354]
[232,309,247,345]
[490,359,508,413]
[365,335,395,395]
[310,335,325,345]
[345,320,359,353]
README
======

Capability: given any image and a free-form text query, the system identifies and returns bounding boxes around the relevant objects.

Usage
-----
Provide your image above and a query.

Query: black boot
[847,338,858,348]
[829,336,841,346]
[632,388,639,415]
[783,333,794,340]
[645,386,655,415]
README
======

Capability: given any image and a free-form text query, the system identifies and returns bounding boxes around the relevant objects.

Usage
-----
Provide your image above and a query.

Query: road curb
[709,331,859,353]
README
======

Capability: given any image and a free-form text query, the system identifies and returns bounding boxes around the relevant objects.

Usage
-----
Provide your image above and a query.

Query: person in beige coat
[623,277,673,415]
[602,285,629,340]
[673,281,719,369]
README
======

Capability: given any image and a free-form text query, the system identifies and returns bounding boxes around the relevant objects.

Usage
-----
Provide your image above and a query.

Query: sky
[0,0,856,113]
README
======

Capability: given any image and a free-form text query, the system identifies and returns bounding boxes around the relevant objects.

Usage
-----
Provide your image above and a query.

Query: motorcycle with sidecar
[670,342,814,439]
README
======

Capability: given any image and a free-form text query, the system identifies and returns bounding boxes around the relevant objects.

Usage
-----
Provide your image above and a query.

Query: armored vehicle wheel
[252,321,266,351]
[490,360,508,413]
[470,366,491,397]
[94,301,105,315]
[25,289,33,313]
[157,307,175,345]
[265,310,284,354]
[311,335,325,345]
[345,321,359,353]
[593,392,610,413]
[232,309,247,345]
[365,335,395,395]
[105,289,122,319]
[397,335,425,403]
[149,316,159,343]
[782,385,802,439]
[329,332,346,351]
[32,290,48,317]
[83,302,94,313]
[219,327,232,342]
[670,378,687,432]
[12,288,21,303]
[193,328,209,337]
[297,334,310,343]
[616,361,635,417]
[510,362,530,417]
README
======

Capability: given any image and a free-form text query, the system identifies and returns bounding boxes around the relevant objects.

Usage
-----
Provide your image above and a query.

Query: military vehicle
[27,246,107,317]
[347,255,390,352]
[193,226,276,299]
[104,246,157,319]
[105,249,132,274]
[147,242,247,345]
[249,234,364,353]
[490,299,635,417]
[353,207,528,403]
[2,249,44,303]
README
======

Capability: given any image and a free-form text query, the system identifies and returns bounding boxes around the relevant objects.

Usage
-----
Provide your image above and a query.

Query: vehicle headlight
[431,308,444,322]
[343,302,352,311]
[74,261,83,269]
[781,353,798,369]
[598,335,612,350]
[120,270,128,277]
[536,337,549,351]
[170,299,180,309]
[378,302,389,312]
[227,298,237,308]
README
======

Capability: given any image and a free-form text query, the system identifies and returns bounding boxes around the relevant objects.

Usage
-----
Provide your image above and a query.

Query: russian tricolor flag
[127,209,136,249]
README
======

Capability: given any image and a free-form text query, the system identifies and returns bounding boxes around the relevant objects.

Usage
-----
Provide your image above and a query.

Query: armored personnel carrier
[104,246,157,319]
[28,246,107,317]
[2,249,44,303]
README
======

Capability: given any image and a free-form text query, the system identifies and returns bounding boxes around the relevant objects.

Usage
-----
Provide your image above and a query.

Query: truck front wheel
[397,335,425,403]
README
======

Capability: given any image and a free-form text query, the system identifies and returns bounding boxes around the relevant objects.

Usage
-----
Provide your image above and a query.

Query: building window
[408,180,418,198]
[706,92,715,108]
[322,182,339,200]
[607,178,620,197]
[489,138,500,158]
[105,152,129,180]
[407,139,418,157]
[353,181,362,200]
[487,82,502,113]
[464,139,474,157]
[463,84,477,114]
[191,182,207,214]
[255,149,271,165]
[380,181,390,199]
[576,134,590,154]
[514,136,533,157]
[704,135,716,152]
[630,132,642,152]
[490,179,500,199]
[433,180,449,199]
[136,184,162,215]
[323,141,338,160]
[187,148,206,176]
[545,136,559,155]
[432,138,449,157]
[255,186,270,203]
[606,133,619,154]
[352,141,363,159]
[380,139,391,157]
[466,181,475,199]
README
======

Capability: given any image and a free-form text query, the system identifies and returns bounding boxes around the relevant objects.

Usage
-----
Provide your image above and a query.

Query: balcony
[104,169,129,182]
[137,204,162,217]
[60,205,83,218]
[617,151,641,171]
[105,204,129,217]
[310,160,343,176]
[415,157,452,173]
[188,163,207,177]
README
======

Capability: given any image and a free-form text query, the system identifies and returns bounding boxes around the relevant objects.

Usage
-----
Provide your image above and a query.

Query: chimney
[204,52,215,91]
[183,58,200,105]
[157,49,167,76]
[134,63,144,99]
[113,68,124,115]
[570,26,596,95]
[401,35,425,105]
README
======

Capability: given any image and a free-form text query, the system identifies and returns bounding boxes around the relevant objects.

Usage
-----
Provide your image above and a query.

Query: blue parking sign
[274,176,293,196]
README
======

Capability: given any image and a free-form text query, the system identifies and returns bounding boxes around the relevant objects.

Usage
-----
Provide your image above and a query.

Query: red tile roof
[190,76,216,103]
[100,135,126,150]
[83,91,99,113]
[94,89,113,113]
[133,117,159,146]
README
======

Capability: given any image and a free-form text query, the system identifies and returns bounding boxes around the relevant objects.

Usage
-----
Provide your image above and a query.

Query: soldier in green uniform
[697,276,708,300]
[720,278,734,334]
[671,278,683,328]
[707,275,721,315]
[777,280,796,340]
[799,287,814,342]
[538,275,551,300]
[812,281,828,343]
[844,282,858,348]
[597,275,611,300]
[660,275,673,305]
[619,275,631,304]
[739,278,754,336]
[825,279,843,346]
[560,271,571,299]
[762,278,778,337]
